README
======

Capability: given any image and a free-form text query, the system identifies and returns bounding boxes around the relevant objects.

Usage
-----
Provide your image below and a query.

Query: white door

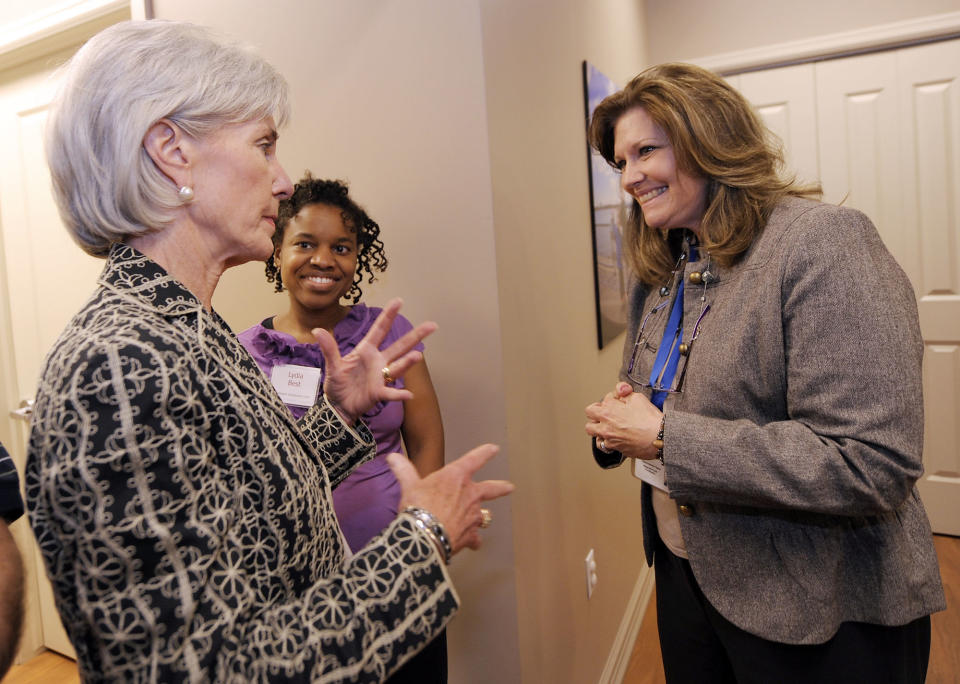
[0,46,105,660]
[734,39,960,535]
[736,63,820,188]
[895,39,960,537]
[816,42,960,535]
[815,51,903,245]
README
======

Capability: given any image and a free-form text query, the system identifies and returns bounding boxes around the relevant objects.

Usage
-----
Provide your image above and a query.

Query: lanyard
[648,241,698,409]
[648,279,684,410]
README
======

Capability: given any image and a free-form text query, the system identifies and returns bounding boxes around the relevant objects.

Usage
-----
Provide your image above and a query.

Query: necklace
[626,233,714,394]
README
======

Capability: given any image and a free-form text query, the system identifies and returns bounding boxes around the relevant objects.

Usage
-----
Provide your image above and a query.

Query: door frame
[692,10,960,75]
[0,0,151,72]
[0,0,149,663]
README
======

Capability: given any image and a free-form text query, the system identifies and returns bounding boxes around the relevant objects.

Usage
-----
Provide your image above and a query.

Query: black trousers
[654,540,931,684]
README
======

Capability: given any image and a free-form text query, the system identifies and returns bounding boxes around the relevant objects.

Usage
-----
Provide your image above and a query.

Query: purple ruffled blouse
[238,304,423,552]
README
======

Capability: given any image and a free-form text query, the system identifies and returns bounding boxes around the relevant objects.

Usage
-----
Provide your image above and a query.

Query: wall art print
[582,60,630,349]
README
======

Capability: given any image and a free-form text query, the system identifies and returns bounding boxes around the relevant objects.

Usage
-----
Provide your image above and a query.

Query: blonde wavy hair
[589,62,820,286]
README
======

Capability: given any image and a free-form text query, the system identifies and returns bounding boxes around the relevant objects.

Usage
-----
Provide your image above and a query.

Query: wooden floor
[1,650,77,684]
[623,534,960,684]
[3,536,958,683]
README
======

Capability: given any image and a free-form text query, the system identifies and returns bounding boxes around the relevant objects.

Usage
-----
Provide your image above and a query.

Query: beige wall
[156,0,651,681]
[646,0,960,63]
[0,0,651,678]
[153,0,521,681]
[478,1,648,680]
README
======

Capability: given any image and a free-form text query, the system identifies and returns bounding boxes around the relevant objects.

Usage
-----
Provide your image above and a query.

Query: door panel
[737,63,820,187]
[816,51,902,248]
[897,39,960,535]
[0,47,103,661]
[732,39,960,534]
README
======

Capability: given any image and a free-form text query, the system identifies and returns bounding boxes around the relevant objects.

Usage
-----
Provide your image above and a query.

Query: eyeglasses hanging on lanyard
[626,262,713,398]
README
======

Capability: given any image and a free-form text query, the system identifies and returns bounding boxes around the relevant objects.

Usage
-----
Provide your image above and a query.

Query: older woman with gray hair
[27,20,511,682]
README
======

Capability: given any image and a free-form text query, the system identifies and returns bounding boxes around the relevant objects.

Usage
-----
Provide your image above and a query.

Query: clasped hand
[585,382,663,460]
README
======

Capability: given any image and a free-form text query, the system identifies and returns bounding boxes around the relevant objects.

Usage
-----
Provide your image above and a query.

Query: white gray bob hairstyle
[46,20,291,257]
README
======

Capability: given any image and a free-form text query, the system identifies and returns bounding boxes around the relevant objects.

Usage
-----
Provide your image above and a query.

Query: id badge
[270,364,323,408]
[633,457,669,492]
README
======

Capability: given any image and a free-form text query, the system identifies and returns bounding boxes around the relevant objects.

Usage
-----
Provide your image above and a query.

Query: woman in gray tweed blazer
[585,63,945,683]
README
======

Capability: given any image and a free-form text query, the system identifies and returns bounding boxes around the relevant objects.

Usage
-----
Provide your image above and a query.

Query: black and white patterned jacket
[26,244,458,682]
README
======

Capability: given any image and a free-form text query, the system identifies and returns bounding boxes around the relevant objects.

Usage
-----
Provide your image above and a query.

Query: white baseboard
[599,565,655,684]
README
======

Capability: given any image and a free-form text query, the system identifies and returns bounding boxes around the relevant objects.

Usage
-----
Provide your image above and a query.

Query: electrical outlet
[585,548,598,599]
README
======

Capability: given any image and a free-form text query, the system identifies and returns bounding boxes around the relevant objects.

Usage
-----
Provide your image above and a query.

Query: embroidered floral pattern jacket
[26,245,458,682]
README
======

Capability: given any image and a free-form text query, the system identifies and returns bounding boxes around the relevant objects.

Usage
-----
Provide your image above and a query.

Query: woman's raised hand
[388,444,514,556]
[585,382,663,460]
[313,299,436,424]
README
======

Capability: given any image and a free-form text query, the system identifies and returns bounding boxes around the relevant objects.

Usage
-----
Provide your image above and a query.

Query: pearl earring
[177,185,195,203]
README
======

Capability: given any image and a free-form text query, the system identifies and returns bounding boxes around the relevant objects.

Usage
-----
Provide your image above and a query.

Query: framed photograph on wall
[582,61,631,349]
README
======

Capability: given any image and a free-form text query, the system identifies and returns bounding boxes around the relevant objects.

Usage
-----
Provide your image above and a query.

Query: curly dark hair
[265,173,387,303]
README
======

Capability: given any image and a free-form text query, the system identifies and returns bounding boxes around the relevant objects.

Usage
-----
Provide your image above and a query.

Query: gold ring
[382,366,395,385]
[480,508,492,529]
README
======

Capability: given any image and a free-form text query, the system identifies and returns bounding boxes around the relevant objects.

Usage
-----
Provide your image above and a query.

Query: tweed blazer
[26,245,458,682]
[622,197,945,645]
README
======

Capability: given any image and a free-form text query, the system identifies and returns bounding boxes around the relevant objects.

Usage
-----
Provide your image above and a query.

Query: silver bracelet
[403,506,452,564]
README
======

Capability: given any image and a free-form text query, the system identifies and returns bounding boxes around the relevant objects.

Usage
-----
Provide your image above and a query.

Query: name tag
[270,364,323,408]
[633,457,669,492]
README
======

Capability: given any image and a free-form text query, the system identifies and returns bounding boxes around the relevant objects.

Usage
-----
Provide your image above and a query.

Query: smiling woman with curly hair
[240,173,448,683]
[264,174,388,302]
